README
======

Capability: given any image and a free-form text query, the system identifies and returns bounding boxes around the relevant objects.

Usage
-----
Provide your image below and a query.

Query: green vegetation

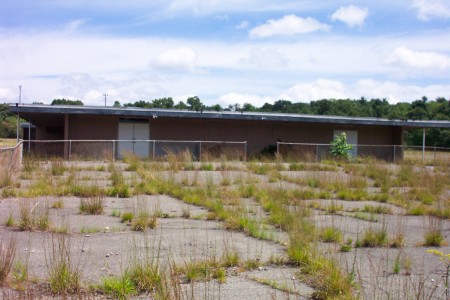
[79,197,104,215]
[330,132,353,160]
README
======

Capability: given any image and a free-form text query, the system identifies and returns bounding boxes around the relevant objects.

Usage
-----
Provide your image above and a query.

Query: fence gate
[117,119,149,158]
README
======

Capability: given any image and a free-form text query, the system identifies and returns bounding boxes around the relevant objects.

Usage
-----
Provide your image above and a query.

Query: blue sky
[1,0,450,106]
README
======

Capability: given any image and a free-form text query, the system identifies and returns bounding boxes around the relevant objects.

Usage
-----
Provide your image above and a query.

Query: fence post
[199,141,202,162]
[244,142,248,162]
[315,144,319,162]
[393,145,396,163]
[152,140,156,161]
[112,140,116,162]
[69,140,72,161]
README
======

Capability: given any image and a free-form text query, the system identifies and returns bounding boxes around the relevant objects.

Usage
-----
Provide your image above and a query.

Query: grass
[100,274,136,300]
[358,225,389,248]
[320,227,343,243]
[4,155,450,298]
[0,235,16,285]
[19,200,51,231]
[45,234,82,294]
[79,196,104,215]
[424,217,445,247]
[131,212,157,231]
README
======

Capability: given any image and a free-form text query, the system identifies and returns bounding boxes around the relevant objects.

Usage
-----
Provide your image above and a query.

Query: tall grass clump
[45,234,83,294]
[19,200,50,231]
[51,159,66,176]
[424,217,445,247]
[0,235,16,285]
[0,171,12,189]
[79,196,104,215]
[100,274,136,300]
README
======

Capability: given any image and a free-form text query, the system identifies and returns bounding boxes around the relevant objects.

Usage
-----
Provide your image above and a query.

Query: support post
[152,140,156,161]
[422,128,426,162]
[112,140,116,162]
[199,141,202,162]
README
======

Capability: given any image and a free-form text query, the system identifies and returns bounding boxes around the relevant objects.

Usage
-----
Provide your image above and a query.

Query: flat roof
[9,104,450,128]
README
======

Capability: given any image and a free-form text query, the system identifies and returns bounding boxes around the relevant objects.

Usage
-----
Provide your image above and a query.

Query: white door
[118,120,149,158]
[334,130,358,157]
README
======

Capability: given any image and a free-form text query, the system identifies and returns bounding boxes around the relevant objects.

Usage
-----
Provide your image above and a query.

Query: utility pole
[16,85,22,141]
[104,94,108,107]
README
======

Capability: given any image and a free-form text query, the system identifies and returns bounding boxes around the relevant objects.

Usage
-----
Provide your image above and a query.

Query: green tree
[186,96,204,112]
[51,99,84,106]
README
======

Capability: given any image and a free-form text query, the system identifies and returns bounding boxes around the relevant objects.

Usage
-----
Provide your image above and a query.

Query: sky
[1,0,450,107]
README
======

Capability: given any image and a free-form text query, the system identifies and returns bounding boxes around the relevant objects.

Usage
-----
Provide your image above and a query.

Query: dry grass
[0,235,16,286]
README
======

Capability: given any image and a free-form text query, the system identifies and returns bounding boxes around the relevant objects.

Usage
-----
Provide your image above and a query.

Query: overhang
[9,104,450,128]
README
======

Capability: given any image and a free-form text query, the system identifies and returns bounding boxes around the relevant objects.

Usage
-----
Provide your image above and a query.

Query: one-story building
[9,104,450,161]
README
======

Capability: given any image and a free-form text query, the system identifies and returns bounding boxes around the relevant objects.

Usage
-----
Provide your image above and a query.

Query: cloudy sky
[1,0,450,106]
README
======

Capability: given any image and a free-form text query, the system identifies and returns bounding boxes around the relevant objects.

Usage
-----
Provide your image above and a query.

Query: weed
[361,225,388,247]
[45,234,82,294]
[131,212,157,231]
[5,213,14,227]
[100,274,136,300]
[19,200,50,231]
[79,197,104,215]
[340,238,353,252]
[108,184,131,198]
[11,260,27,291]
[181,206,191,219]
[424,218,445,247]
[111,209,121,217]
[393,254,401,274]
[0,171,12,188]
[121,212,134,223]
[51,199,64,209]
[51,159,66,176]
[362,204,392,214]
[128,262,163,294]
[0,235,16,285]
[320,227,342,243]
[201,163,214,171]
[326,201,343,214]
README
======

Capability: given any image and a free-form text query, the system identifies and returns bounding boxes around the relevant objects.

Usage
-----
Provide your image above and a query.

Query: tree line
[1,96,449,147]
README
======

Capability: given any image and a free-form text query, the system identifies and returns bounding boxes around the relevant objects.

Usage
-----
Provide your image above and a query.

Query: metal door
[117,120,149,158]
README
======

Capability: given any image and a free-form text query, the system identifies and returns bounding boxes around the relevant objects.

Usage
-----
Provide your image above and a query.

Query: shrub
[330,133,353,160]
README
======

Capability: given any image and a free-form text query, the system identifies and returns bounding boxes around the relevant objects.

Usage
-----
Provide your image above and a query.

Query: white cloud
[280,78,450,103]
[249,15,330,38]
[238,48,289,68]
[235,20,250,30]
[387,46,450,70]
[280,79,347,101]
[152,47,198,72]
[67,19,88,31]
[331,5,368,27]
[412,0,450,21]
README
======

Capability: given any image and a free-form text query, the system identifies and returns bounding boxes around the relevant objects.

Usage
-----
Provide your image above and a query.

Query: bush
[330,133,353,160]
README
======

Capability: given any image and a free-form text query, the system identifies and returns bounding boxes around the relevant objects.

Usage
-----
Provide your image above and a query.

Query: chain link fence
[277,142,450,164]
[0,141,23,172]
[23,140,248,161]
